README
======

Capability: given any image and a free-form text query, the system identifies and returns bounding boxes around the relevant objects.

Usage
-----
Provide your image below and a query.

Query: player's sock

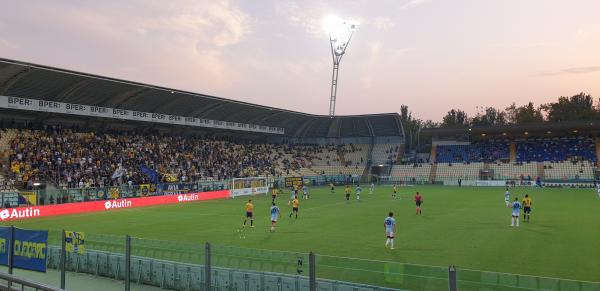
[511,217,515,226]
[295,214,298,219]
[390,239,394,249]
[385,239,390,247]
[516,218,520,227]
[250,220,253,226]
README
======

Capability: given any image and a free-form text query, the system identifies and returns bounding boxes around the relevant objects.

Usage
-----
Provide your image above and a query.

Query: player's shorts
[512,212,520,217]
[246,211,253,218]
[523,207,531,213]
[386,231,394,238]
[272,195,277,199]
[345,194,350,198]
[416,201,422,206]
[271,215,277,222]
[292,207,299,212]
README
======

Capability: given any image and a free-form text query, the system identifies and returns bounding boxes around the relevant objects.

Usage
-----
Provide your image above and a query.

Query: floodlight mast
[327,19,358,117]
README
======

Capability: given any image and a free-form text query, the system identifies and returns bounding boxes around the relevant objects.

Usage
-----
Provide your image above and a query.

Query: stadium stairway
[537,162,545,180]
[596,137,600,167]
[430,145,437,163]
[395,144,405,164]
[509,142,517,163]
[429,163,437,183]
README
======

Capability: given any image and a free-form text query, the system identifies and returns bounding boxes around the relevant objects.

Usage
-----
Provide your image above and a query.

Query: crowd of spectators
[435,137,597,164]
[6,128,284,189]
[3,126,373,189]
[516,137,596,162]
[436,142,510,163]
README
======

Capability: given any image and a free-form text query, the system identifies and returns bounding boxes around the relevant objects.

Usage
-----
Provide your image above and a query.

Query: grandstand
[0,58,405,190]
[412,124,600,184]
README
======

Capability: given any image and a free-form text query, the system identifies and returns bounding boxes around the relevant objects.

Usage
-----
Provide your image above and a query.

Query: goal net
[231,176,270,198]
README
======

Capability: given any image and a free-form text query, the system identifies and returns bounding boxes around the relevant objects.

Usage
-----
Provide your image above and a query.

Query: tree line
[400,93,598,150]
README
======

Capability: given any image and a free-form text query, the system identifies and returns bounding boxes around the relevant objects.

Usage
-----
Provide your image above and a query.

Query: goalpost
[230,176,270,198]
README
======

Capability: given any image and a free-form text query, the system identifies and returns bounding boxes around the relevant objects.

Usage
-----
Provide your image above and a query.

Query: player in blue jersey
[510,197,521,227]
[384,212,397,250]
[270,202,280,232]
[355,185,362,200]
[504,188,510,206]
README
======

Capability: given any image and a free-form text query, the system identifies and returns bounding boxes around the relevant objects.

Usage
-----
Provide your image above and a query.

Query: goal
[230,176,270,198]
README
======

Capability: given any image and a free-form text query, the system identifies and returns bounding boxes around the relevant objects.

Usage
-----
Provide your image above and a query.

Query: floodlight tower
[324,16,359,117]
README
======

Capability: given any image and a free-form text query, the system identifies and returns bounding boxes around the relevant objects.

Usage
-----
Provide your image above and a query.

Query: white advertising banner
[0,95,284,135]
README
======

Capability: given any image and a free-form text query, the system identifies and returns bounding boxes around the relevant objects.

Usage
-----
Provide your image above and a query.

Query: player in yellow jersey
[392,184,398,199]
[289,196,299,219]
[271,188,278,202]
[243,199,254,228]
[345,185,351,201]
[522,194,532,223]
[330,183,335,194]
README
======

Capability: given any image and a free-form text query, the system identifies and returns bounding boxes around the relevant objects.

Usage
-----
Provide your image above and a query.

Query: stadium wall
[0,190,229,221]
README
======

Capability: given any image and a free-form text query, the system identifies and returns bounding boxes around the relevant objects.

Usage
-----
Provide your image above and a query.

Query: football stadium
[1,2,600,291]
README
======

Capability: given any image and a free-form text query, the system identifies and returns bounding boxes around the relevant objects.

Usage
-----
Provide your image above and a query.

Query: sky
[1,0,599,121]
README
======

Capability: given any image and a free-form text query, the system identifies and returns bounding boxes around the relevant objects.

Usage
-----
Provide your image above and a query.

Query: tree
[542,92,598,122]
[470,107,507,127]
[422,120,439,128]
[505,102,544,124]
[441,109,469,128]
[399,105,422,151]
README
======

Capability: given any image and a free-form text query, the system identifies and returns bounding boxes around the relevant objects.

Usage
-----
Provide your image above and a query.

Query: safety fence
[1,229,598,291]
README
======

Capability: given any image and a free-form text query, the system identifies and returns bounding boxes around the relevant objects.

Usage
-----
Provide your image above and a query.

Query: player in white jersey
[355,185,362,200]
[384,212,396,250]
[270,202,280,232]
[596,184,600,199]
[302,185,309,200]
[504,188,510,206]
[369,182,375,194]
[510,197,521,227]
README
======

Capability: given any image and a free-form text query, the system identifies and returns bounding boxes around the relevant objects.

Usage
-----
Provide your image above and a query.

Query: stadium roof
[0,58,403,138]
[422,121,600,139]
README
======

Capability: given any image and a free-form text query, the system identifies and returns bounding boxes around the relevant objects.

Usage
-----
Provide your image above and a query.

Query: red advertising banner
[0,190,230,221]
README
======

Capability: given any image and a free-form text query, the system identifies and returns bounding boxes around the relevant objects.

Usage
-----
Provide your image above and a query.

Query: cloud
[543,66,600,76]
[0,0,252,90]
[372,17,395,31]
[400,0,432,9]
[0,38,19,50]
[275,1,325,38]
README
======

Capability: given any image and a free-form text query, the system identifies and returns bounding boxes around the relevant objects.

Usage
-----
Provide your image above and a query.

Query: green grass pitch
[2,185,599,289]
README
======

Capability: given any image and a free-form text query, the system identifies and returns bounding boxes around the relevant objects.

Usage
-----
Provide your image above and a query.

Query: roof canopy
[0,58,402,138]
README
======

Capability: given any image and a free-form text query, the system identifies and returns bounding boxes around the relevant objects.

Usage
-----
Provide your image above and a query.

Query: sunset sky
[1,0,599,121]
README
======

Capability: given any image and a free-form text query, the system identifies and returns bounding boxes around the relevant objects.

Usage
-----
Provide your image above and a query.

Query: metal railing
[1,228,597,291]
[0,271,64,291]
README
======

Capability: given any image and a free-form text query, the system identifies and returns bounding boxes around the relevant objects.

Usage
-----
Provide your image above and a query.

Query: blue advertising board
[0,226,48,272]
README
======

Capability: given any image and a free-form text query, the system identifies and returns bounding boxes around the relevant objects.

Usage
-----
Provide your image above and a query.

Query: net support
[448,265,457,291]
[60,230,66,289]
[309,252,316,291]
[125,235,131,291]
[205,242,212,291]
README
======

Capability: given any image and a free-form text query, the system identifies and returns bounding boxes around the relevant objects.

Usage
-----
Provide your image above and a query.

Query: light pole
[324,16,359,117]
